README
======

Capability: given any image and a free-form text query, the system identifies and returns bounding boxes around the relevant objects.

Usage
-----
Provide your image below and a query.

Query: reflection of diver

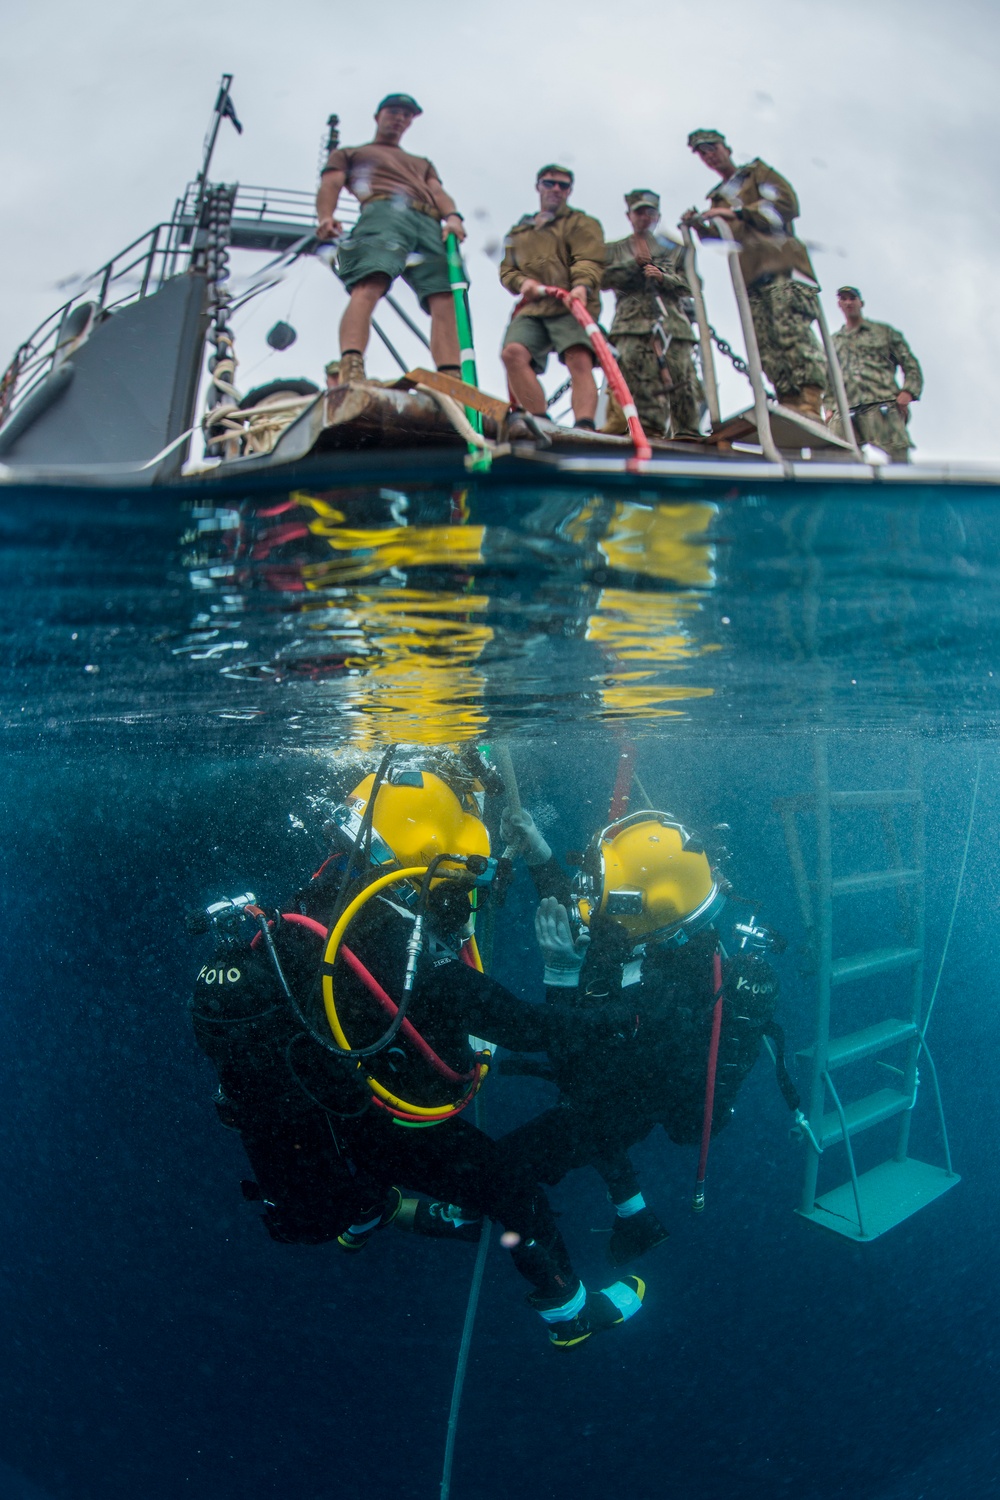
[499,807,786,1265]
[190,763,646,1349]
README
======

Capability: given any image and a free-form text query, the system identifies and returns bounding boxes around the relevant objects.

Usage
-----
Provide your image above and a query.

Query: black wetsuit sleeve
[421,955,636,1052]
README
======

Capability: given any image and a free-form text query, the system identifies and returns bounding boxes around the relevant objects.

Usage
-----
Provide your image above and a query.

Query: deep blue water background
[0,475,998,1499]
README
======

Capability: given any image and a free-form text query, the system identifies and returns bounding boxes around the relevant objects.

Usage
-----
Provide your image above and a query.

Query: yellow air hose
[321,866,487,1118]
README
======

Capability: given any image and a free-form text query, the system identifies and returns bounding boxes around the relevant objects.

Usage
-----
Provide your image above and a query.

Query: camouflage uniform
[747,275,827,402]
[699,156,827,401]
[831,318,923,463]
[602,235,704,438]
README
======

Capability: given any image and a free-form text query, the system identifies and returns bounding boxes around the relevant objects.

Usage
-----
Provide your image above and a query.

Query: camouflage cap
[324,358,342,376]
[687,128,728,151]
[536,163,574,184]
[836,285,863,300]
[625,189,660,210]
[376,93,422,116]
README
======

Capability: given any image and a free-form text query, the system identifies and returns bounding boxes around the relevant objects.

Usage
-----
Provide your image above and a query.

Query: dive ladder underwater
[775,737,962,1241]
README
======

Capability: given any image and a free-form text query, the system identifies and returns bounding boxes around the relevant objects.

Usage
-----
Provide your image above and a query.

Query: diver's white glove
[501,808,552,867]
[535,897,590,987]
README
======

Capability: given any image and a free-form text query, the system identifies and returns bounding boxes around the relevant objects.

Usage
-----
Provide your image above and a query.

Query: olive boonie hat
[836,285,863,299]
[688,128,728,150]
[376,93,422,115]
[626,189,660,210]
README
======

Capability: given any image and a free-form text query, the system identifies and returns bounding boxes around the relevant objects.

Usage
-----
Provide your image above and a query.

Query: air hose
[538,285,653,464]
[320,865,489,1124]
[252,913,475,1084]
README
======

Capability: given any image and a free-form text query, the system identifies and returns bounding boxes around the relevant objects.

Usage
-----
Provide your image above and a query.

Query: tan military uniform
[602,235,704,438]
[499,203,605,321]
[700,159,826,401]
[831,318,923,463]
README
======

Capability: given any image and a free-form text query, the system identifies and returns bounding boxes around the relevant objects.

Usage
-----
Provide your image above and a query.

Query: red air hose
[538,286,653,464]
[251,913,475,1084]
[608,742,635,820]
[694,949,725,1212]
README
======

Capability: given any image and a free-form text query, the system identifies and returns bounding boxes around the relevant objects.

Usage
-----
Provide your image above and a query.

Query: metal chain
[708,323,748,378]
[204,185,239,415]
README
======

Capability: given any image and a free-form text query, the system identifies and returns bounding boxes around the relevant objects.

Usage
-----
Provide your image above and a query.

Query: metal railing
[0,181,361,431]
[0,223,181,426]
[681,222,863,461]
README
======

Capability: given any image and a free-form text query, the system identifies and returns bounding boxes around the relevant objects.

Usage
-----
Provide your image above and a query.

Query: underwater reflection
[179,485,718,739]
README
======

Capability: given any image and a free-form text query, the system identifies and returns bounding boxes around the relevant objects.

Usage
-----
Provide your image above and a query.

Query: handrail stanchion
[814,295,864,461]
[680,226,721,430]
[714,220,782,465]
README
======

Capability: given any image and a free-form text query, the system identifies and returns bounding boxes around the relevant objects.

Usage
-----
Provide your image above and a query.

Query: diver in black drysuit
[190,854,642,1342]
[494,834,780,1265]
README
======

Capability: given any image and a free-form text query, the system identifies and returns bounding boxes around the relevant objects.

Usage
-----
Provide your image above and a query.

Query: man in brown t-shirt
[316,94,467,383]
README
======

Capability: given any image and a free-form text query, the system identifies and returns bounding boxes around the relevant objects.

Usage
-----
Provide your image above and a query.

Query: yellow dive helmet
[331,768,491,882]
[576,810,725,946]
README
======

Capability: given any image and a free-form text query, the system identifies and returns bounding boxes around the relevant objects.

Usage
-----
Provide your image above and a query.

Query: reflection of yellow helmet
[334,769,490,878]
[578,810,724,945]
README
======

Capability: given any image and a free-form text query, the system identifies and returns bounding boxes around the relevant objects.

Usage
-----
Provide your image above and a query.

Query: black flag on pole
[217,88,243,134]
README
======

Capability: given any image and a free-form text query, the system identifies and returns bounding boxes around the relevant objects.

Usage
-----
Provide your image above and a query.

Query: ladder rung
[831,868,922,896]
[798,1019,918,1069]
[828,789,919,808]
[797,1158,960,1242]
[831,947,922,984]
[819,1088,911,1148]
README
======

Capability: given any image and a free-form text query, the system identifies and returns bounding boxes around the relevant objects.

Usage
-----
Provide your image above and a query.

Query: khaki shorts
[502,312,594,373]
[336,199,453,312]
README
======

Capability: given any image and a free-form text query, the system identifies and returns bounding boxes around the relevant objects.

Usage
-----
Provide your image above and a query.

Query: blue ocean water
[0,473,997,1499]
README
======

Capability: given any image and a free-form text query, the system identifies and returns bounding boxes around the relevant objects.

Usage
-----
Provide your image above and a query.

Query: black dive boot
[393,1197,483,1243]
[530,1276,647,1350]
[608,1206,669,1268]
[337,1186,403,1251]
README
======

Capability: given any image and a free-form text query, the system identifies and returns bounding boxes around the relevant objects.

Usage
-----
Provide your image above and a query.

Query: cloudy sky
[3,0,998,463]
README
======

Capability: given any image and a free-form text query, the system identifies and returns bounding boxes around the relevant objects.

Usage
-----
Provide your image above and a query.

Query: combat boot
[337,1186,403,1251]
[781,384,823,420]
[339,350,367,384]
[608,1205,669,1268]
[529,1275,646,1350]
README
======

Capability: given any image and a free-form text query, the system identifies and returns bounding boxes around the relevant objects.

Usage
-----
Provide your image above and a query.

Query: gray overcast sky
[2,0,998,462]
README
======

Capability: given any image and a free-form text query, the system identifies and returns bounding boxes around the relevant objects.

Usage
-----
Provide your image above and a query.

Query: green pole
[445,234,490,470]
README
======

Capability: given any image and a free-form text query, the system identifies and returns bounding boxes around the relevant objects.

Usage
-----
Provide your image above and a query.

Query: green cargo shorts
[336,198,453,311]
[502,312,594,373]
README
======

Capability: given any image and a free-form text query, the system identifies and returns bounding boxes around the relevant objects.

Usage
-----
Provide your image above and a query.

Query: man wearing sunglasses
[499,166,606,428]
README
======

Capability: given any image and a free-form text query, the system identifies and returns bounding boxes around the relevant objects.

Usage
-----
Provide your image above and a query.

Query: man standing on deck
[499,167,605,429]
[830,287,923,464]
[602,190,704,440]
[682,130,827,419]
[316,94,466,384]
